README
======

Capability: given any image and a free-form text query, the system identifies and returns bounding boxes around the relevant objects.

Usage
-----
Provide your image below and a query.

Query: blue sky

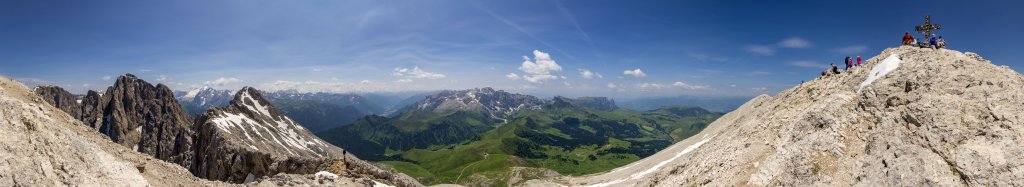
[2,0,1022,98]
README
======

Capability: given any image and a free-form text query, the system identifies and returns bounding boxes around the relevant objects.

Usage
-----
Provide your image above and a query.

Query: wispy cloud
[746,45,776,56]
[746,37,812,56]
[553,0,592,44]
[672,81,710,90]
[101,76,112,81]
[474,2,574,60]
[393,66,446,79]
[204,77,241,86]
[835,45,869,55]
[778,37,811,48]
[787,60,827,68]
[687,52,729,62]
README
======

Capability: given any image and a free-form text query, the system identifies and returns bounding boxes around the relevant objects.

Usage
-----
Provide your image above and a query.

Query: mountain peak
[414,87,544,119]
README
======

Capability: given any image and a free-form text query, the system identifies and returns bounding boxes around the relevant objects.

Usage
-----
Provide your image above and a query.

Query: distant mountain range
[175,87,427,132]
[618,95,752,113]
[315,87,722,186]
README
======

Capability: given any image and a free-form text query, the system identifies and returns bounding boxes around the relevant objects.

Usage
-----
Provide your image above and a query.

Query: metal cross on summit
[915,15,941,39]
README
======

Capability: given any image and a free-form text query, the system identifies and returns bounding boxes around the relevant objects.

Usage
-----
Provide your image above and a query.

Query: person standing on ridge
[856,56,862,66]
[844,56,852,70]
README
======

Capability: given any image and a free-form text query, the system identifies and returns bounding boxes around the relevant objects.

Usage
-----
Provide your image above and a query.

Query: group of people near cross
[903,15,947,49]
[820,15,948,78]
[902,32,946,49]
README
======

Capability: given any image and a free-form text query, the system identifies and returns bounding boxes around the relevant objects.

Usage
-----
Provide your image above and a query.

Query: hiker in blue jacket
[929,34,939,49]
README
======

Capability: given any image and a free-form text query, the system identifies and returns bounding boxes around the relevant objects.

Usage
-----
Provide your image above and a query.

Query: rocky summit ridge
[527,46,1024,186]
[24,76,421,186]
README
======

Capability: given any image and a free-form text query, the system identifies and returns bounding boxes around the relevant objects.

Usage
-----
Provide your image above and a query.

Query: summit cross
[915,15,941,39]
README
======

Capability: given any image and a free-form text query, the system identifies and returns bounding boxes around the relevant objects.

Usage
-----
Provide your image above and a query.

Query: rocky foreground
[7,75,421,186]
[0,76,221,186]
[527,46,1024,186]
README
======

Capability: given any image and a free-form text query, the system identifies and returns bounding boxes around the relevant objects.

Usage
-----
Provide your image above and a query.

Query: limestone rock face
[0,76,222,186]
[79,90,106,129]
[83,74,195,168]
[33,85,82,119]
[191,87,422,186]
[532,46,1024,186]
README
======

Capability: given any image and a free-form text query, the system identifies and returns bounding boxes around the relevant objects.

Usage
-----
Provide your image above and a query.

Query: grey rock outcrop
[33,85,82,119]
[0,76,224,186]
[191,87,421,186]
[532,46,1024,186]
[81,74,195,168]
[414,87,544,119]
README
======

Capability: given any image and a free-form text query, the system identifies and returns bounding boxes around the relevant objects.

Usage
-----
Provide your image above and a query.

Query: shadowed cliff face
[33,85,82,120]
[1,76,223,186]
[191,87,422,186]
[34,75,195,168]
[529,47,1024,186]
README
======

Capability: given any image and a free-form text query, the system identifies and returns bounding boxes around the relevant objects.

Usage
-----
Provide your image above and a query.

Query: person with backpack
[844,56,852,70]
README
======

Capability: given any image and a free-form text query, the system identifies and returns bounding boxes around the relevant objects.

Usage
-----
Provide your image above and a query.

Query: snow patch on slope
[585,136,712,187]
[859,54,902,92]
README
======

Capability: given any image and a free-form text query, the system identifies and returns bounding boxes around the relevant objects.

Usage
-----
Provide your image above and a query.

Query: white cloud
[752,87,768,92]
[515,50,563,83]
[637,83,667,90]
[360,80,372,84]
[778,37,811,48]
[156,75,169,82]
[835,45,868,55]
[607,83,617,89]
[393,66,446,79]
[523,74,558,83]
[506,73,521,80]
[672,81,710,90]
[788,61,827,68]
[395,79,413,83]
[312,68,323,72]
[747,37,812,56]
[746,45,776,56]
[623,69,646,78]
[101,76,112,81]
[204,77,241,86]
[579,69,602,79]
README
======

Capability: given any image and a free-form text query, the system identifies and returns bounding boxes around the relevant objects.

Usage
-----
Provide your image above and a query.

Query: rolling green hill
[376,104,721,186]
[317,109,501,160]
